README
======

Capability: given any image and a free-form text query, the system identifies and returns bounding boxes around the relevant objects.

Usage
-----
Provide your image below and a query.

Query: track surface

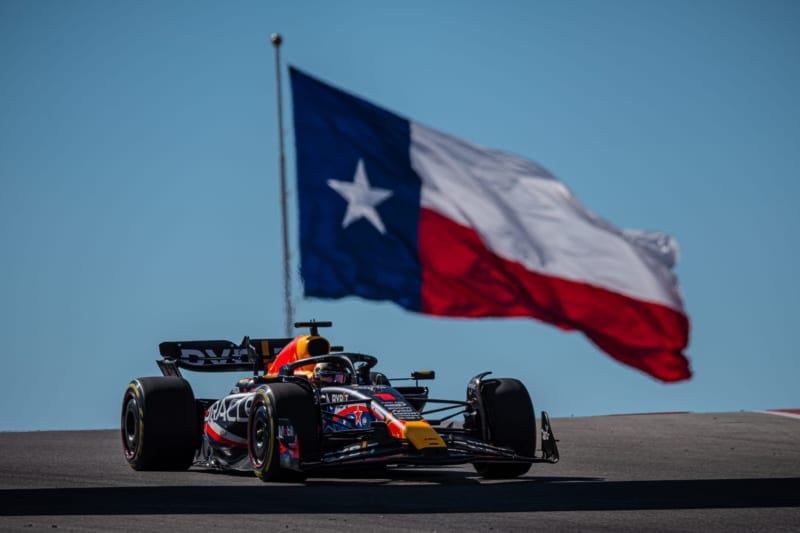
[1,412,799,531]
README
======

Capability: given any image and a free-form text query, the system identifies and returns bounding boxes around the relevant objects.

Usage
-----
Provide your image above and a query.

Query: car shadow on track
[2,477,799,516]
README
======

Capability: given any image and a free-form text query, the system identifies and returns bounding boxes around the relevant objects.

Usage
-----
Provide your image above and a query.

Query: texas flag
[290,67,691,382]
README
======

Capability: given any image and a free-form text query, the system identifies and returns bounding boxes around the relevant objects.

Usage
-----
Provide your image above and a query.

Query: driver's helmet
[313,362,348,385]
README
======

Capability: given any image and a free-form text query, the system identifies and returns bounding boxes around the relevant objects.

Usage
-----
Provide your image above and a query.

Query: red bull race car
[121,321,559,481]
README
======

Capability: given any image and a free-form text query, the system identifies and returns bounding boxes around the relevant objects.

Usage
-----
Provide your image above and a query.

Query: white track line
[754,410,800,420]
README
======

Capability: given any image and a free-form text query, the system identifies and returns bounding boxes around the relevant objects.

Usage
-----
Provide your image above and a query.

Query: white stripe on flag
[410,120,684,311]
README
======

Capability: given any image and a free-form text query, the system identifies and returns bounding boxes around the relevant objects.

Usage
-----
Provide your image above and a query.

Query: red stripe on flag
[418,208,691,382]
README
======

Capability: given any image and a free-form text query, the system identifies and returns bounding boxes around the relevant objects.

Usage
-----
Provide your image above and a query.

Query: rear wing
[157,337,293,376]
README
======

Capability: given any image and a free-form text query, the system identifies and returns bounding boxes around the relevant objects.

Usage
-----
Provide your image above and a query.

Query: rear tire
[370,372,391,385]
[248,382,319,482]
[121,377,199,471]
[473,378,535,479]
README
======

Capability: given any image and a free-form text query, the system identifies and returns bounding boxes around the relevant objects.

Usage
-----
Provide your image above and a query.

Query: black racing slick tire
[121,377,199,471]
[370,372,391,386]
[248,382,319,482]
[473,378,535,479]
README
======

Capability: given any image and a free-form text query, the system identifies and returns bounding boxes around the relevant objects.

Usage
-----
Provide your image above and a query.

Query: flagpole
[271,32,293,337]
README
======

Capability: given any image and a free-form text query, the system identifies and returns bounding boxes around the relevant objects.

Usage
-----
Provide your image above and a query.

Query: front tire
[248,382,319,482]
[472,378,535,479]
[248,389,279,480]
[121,377,199,471]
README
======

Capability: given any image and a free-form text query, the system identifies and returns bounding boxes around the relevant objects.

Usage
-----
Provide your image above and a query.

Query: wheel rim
[122,393,140,459]
[250,404,272,467]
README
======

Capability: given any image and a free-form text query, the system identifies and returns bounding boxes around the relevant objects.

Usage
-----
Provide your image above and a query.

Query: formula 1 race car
[121,321,559,481]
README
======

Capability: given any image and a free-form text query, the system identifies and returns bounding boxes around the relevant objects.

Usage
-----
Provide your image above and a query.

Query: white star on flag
[327,159,394,234]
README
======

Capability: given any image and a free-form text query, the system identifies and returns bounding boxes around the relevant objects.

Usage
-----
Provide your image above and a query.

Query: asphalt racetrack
[1,412,799,532]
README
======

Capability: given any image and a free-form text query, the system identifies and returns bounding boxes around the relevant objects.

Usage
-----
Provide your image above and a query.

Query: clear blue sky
[1,0,798,431]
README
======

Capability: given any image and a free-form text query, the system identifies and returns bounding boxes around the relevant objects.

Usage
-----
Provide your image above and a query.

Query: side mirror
[411,370,435,380]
